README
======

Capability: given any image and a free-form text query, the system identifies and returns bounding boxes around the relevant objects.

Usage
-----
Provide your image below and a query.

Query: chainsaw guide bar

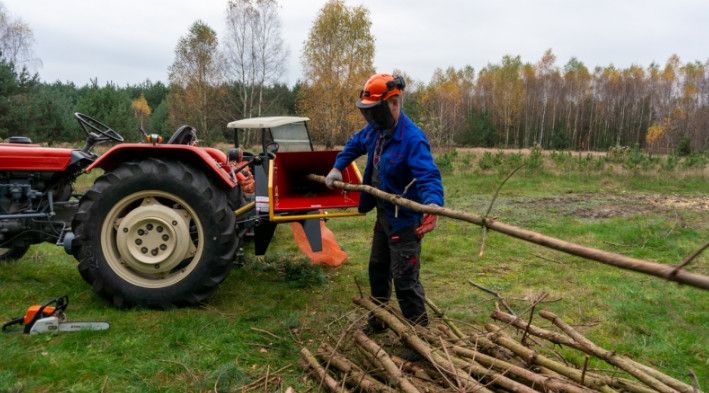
[2,295,109,335]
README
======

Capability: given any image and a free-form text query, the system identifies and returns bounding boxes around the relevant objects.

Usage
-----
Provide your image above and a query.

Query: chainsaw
[2,295,109,335]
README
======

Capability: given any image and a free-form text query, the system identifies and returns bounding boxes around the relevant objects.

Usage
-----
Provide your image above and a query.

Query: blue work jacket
[334,112,444,232]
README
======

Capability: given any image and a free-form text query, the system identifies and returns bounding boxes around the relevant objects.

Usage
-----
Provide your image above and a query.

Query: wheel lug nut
[172,220,178,226]
[137,229,145,236]
[151,248,158,256]
[122,228,128,233]
[141,247,148,254]
[157,226,163,233]
[159,244,167,251]
[146,223,154,230]
[162,234,169,241]
[135,239,142,245]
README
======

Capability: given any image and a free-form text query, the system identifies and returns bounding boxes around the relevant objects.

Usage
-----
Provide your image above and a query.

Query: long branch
[307,174,709,290]
[539,310,677,393]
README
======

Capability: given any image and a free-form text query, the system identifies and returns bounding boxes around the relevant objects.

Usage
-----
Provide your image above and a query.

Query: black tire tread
[72,158,237,308]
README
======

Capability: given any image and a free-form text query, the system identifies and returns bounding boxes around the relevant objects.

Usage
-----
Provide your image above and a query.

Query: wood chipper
[0,113,362,308]
[226,116,363,260]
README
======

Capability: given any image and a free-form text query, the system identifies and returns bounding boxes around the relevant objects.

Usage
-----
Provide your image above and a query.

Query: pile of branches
[299,296,700,393]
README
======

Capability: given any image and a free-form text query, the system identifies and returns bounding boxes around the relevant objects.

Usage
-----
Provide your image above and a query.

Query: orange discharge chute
[289,220,348,266]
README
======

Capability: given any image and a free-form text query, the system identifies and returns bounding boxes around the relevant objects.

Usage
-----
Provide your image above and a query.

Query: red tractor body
[87,143,237,187]
[0,114,360,308]
[0,144,74,171]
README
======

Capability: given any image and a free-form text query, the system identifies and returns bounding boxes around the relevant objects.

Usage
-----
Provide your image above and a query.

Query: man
[325,73,444,331]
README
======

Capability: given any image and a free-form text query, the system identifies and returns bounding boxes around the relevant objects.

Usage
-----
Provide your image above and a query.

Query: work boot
[363,315,387,335]
[399,347,425,362]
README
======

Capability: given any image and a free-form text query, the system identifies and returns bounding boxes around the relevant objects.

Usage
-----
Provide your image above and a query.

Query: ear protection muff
[386,75,406,92]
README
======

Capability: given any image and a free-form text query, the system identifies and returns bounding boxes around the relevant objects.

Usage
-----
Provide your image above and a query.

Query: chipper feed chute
[267,150,362,265]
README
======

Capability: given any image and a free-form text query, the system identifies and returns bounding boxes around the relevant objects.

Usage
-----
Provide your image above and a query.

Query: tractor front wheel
[72,158,237,308]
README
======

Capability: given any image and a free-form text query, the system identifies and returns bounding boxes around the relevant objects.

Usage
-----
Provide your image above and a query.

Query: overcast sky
[3,0,708,87]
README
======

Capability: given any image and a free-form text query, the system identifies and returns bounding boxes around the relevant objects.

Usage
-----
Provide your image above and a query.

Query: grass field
[0,151,707,392]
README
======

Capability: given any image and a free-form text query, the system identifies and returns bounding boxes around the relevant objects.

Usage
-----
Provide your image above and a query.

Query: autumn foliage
[297,0,375,148]
[404,52,708,153]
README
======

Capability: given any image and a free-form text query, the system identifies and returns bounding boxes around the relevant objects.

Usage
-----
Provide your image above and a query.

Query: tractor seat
[7,136,33,144]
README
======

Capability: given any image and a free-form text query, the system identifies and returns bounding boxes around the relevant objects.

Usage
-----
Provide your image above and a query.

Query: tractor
[0,113,361,308]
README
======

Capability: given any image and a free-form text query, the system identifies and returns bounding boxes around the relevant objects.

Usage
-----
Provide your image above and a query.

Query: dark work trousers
[368,211,428,327]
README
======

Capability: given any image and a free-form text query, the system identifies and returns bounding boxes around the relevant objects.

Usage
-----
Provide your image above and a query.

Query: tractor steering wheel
[74,112,125,142]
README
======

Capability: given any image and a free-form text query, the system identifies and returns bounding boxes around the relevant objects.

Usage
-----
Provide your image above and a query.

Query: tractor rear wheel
[72,158,237,308]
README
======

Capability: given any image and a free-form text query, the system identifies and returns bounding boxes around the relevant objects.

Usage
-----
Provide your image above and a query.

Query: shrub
[574,153,593,171]
[607,145,629,163]
[478,151,500,171]
[662,154,679,171]
[550,150,574,170]
[504,152,524,171]
[525,144,543,171]
[243,253,326,288]
[283,258,327,288]
[676,136,692,156]
[460,152,474,168]
[435,150,456,174]
[592,155,606,171]
[623,144,654,171]
[681,153,708,169]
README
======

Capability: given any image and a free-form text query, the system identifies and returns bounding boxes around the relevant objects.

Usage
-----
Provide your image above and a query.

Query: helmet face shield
[356,74,405,130]
[358,100,395,130]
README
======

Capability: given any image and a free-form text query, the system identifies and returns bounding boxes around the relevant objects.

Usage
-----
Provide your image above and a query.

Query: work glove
[415,204,439,239]
[325,168,342,189]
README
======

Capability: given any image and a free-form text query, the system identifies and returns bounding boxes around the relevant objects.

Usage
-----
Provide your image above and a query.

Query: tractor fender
[87,144,236,188]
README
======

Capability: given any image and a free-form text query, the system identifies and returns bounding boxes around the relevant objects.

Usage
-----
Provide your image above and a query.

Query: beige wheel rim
[100,190,205,288]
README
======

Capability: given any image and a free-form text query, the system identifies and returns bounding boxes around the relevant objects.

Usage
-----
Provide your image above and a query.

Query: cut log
[318,343,397,393]
[300,348,350,393]
[353,296,494,393]
[352,330,421,393]
[491,311,695,393]
[484,324,653,393]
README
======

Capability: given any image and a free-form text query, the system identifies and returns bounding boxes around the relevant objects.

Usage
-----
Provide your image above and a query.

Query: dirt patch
[512,193,708,219]
[644,195,709,210]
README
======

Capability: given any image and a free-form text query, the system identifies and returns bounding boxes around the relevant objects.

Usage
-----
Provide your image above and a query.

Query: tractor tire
[0,245,30,262]
[72,158,237,308]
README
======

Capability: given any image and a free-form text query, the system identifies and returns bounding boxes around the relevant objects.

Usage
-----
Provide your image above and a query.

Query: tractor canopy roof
[227,116,313,152]
[227,116,310,129]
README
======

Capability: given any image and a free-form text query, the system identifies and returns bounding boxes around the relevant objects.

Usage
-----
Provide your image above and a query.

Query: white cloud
[4,0,708,86]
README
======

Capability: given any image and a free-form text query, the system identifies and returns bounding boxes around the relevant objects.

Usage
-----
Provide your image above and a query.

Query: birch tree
[224,0,287,119]
[168,21,224,141]
[0,2,38,67]
[297,0,374,148]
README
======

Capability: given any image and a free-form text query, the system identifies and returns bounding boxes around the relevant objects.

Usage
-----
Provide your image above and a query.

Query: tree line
[0,59,296,143]
[406,51,708,154]
[1,0,706,153]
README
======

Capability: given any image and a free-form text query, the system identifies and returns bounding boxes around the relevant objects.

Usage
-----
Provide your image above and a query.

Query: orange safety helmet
[356,73,406,109]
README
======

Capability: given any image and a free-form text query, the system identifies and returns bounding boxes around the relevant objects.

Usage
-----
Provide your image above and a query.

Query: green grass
[0,154,707,392]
